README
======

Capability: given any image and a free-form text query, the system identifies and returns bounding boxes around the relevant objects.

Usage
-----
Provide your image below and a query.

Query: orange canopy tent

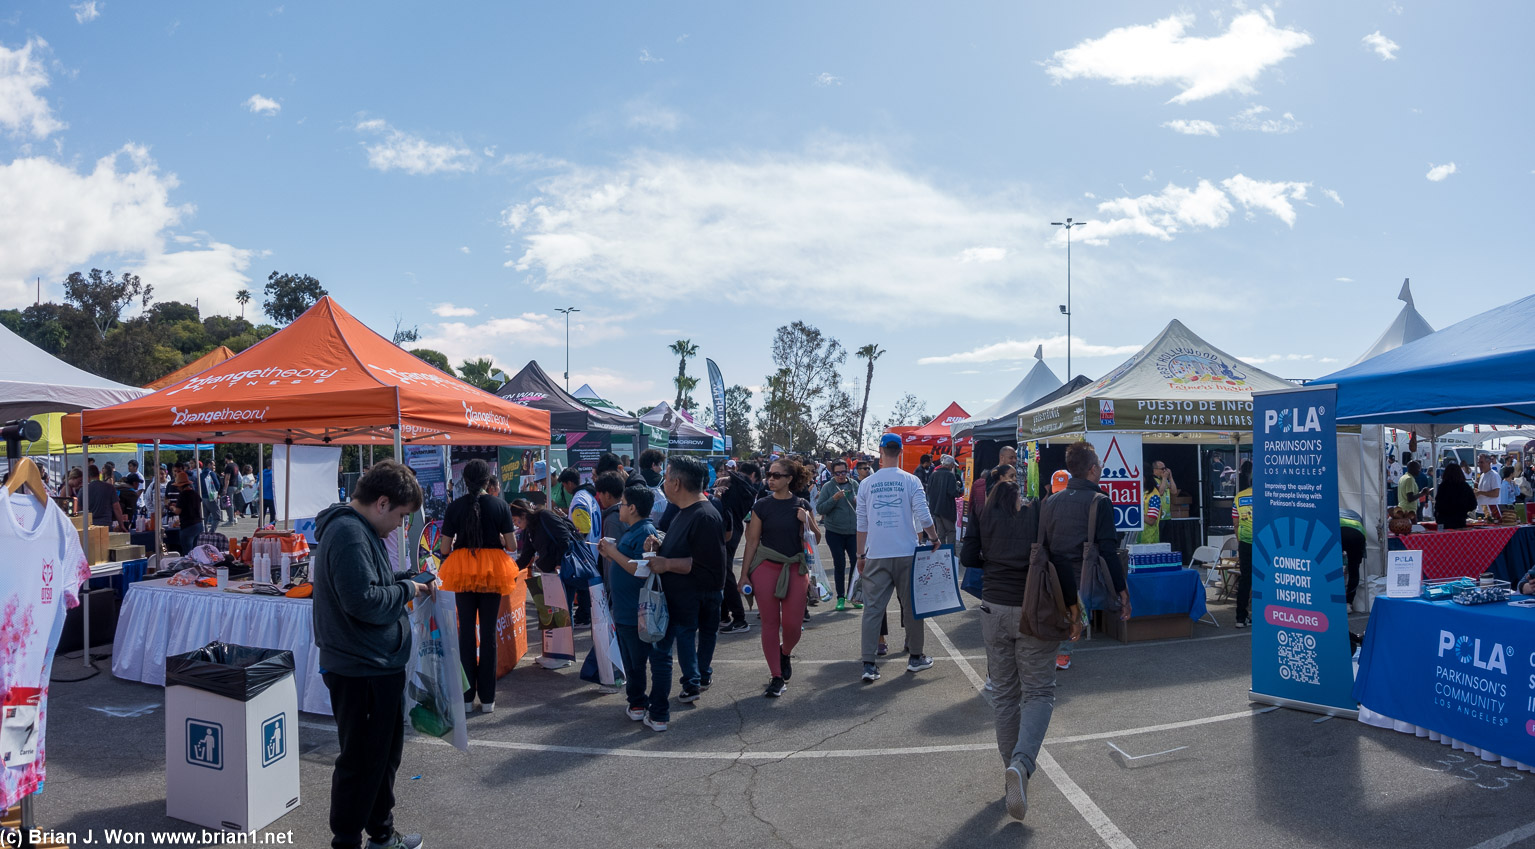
[74,297,549,447]
[144,345,236,391]
[887,402,972,472]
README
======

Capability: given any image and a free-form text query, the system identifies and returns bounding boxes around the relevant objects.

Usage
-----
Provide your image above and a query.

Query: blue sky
[2,1,1529,428]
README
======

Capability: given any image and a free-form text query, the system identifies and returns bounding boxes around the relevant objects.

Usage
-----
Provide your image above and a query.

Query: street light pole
[1050,217,1089,378]
[555,306,580,391]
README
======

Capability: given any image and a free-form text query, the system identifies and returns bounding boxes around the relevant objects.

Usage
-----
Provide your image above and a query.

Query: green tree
[854,343,884,452]
[668,339,698,409]
[458,357,503,391]
[392,316,419,346]
[675,375,700,413]
[723,384,754,455]
[148,301,200,324]
[410,348,454,375]
[752,322,848,453]
[262,271,327,325]
[2,304,69,354]
[63,268,152,338]
[881,393,930,429]
[235,289,251,319]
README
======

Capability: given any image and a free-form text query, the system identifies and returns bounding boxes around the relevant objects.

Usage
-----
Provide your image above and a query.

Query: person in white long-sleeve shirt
[855,433,940,683]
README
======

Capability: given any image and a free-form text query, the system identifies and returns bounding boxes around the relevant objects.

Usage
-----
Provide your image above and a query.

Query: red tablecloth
[1395,526,1519,580]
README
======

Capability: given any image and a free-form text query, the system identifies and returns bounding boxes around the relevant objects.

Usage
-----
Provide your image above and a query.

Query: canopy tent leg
[80,436,93,670]
[283,437,293,532]
[393,426,407,573]
[255,442,263,531]
[152,440,163,560]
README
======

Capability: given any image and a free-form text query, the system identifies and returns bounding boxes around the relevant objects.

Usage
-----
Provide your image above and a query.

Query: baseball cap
[879,433,903,451]
[726,459,737,468]
[940,454,957,467]
[1051,470,1070,493]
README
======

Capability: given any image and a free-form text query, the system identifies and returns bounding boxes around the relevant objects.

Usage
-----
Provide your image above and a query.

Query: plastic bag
[804,529,833,603]
[166,641,295,702]
[638,572,668,643]
[404,590,469,751]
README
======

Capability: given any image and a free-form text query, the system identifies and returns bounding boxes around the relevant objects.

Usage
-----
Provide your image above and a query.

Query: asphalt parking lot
[32,588,1535,849]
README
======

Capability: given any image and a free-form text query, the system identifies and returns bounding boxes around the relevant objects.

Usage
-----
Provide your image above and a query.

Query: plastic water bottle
[741,583,753,596]
[279,553,291,586]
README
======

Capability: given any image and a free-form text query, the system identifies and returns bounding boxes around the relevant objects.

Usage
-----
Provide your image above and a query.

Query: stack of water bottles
[1127,542,1181,573]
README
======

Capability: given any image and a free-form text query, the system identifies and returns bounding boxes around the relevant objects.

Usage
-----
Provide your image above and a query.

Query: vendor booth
[498,362,641,482]
[640,402,725,453]
[889,403,972,472]
[573,383,668,457]
[76,297,551,715]
[1253,293,1535,768]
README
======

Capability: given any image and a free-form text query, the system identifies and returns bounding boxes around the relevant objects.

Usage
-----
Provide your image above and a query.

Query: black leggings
[826,531,857,598]
[455,591,501,704]
[1341,526,1366,606]
[722,534,746,624]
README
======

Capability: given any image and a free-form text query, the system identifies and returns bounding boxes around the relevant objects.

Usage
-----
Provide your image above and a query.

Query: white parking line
[420,736,996,759]
[1465,820,1535,849]
[925,617,1139,849]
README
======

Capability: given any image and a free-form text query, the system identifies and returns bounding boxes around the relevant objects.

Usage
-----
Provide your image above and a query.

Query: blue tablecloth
[1126,568,1208,620]
[1354,596,1535,767]
[1490,526,1535,584]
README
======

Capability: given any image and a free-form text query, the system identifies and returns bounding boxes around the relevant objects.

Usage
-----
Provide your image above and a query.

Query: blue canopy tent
[1311,293,1535,426]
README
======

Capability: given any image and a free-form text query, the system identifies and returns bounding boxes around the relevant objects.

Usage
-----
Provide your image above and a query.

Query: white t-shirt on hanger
[0,491,89,810]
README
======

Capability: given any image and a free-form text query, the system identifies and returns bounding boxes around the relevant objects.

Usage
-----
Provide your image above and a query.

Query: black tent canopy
[496,360,637,433]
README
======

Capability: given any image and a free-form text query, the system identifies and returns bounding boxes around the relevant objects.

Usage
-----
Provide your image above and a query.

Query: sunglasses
[766,472,791,479]
[832,470,848,475]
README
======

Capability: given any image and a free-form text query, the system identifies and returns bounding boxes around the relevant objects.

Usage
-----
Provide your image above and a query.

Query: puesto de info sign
[1250,386,1355,713]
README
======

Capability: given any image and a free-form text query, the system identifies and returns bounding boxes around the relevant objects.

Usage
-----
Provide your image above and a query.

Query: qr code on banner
[1396,572,1411,588]
[1276,629,1320,685]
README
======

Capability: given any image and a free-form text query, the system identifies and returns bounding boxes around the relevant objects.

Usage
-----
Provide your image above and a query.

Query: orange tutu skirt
[438,547,520,595]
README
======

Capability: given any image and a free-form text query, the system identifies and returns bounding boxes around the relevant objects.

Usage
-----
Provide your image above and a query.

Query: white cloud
[1230,104,1301,134]
[1220,174,1310,226]
[126,234,260,312]
[919,335,1141,365]
[0,37,67,139]
[1335,277,1354,283]
[432,303,477,317]
[1239,353,1339,365]
[1141,170,1156,182]
[1426,162,1457,181]
[1043,10,1313,104]
[1322,188,1343,206]
[958,246,1006,263]
[244,94,280,116]
[459,246,470,255]
[500,148,1058,321]
[1084,180,1233,241]
[626,104,680,132]
[1388,2,1404,13]
[0,146,254,312]
[1162,119,1220,136]
[415,312,628,373]
[676,34,690,44]
[71,1,100,23]
[1362,31,1399,60]
[639,49,663,64]
[813,72,843,87]
[355,118,475,175]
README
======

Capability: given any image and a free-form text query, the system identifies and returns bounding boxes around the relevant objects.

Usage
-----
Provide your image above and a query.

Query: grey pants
[860,555,926,662]
[980,601,1059,775]
[933,516,956,546]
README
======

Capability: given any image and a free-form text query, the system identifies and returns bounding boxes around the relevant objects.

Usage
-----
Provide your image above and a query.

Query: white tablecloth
[1357,705,1534,773]
[112,578,332,715]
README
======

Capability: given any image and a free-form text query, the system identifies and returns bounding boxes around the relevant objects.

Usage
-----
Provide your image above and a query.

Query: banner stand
[1248,385,1358,718]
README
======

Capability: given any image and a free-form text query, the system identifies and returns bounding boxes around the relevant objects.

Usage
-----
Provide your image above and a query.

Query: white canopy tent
[950,346,1063,440]
[1351,279,1435,366]
[0,322,149,420]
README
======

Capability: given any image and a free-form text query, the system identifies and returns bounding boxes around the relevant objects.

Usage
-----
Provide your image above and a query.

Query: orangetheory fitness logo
[166,367,344,395]
[463,401,515,434]
[171,406,271,427]
[366,364,476,393]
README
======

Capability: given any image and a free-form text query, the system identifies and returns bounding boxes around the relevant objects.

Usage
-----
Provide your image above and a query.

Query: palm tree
[674,375,701,412]
[458,357,502,392]
[668,339,698,408]
[235,289,251,319]
[855,343,884,450]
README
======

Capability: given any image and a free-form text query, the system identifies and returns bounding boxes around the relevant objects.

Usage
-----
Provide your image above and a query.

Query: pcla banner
[1250,386,1356,714]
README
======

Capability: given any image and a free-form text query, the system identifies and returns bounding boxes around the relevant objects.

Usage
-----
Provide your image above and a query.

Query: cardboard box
[1093,610,1193,643]
[109,545,146,561]
[78,526,108,563]
[165,676,301,833]
[107,531,132,548]
[71,514,86,531]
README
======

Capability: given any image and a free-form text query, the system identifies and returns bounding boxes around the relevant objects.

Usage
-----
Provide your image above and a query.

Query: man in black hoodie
[313,461,427,849]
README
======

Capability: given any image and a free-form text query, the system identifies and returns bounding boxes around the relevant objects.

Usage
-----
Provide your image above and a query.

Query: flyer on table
[1249,386,1355,713]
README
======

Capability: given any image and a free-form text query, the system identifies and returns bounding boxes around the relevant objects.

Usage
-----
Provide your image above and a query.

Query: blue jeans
[613,624,651,711]
[687,591,723,689]
[646,590,699,722]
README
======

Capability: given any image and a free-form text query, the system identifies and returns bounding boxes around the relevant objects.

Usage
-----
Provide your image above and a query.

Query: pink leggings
[752,561,809,677]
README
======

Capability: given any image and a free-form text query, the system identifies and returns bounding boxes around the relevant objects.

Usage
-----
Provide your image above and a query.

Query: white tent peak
[1033,344,1044,361]
[572,383,600,399]
[950,356,1063,438]
[1351,278,1434,366]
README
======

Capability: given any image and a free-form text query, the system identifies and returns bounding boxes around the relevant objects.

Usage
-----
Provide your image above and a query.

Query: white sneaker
[643,715,668,732]
[626,706,646,721]
[480,702,494,714]
[596,684,622,695]
[464,700,476,714]
[538,657,573,670]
